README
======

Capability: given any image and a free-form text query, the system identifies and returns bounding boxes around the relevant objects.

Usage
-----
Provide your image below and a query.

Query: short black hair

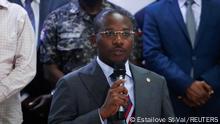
[93,9,135,33]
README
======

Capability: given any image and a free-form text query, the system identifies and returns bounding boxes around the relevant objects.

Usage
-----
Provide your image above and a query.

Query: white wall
[108,0,156,15]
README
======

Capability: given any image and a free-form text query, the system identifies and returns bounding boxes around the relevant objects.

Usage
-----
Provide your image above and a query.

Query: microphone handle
[117,75,125,120]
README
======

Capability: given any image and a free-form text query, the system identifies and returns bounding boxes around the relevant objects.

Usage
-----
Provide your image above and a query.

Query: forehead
[102,13,132,29]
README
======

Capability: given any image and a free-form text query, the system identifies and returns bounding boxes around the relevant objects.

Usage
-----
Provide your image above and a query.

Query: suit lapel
[194,0,211,49]
[130,64,152,119]
[80,60,110,107]
[168,0,191,45]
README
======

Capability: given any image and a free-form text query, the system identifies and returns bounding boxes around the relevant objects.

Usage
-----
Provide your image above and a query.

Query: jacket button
[177,96,182,100]
[192,56,197,61]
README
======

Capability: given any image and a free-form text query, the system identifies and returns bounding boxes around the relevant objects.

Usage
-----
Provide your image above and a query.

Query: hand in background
[184,81,213,107]
[27,94,52,117]
[100,79,128,120]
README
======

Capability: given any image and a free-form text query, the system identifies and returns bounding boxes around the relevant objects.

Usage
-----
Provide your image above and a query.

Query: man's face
[96,13,134,66]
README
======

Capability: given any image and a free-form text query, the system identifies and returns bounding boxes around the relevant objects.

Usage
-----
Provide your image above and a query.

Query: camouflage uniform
[40,0,141,74]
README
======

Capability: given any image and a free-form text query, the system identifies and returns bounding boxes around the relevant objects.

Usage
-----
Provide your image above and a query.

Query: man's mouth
[112,48,126,56]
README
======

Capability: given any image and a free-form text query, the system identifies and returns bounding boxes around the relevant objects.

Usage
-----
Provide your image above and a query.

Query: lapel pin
[146,77,151,83]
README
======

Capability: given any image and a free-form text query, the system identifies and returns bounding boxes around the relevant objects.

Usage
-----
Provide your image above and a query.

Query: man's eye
[122,31,130,36]
[105,31,115,36]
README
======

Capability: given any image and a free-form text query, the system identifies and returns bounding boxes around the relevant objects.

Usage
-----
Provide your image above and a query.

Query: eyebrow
[103,27,131,31]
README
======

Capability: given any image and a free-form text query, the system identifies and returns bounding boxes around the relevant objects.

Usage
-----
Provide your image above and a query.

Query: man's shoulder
[3,2,28,21]
[62,61,96,81]
[47,2,79,19]
[144,0,169,13]
[6,2,26,14]
[130,63,165,81]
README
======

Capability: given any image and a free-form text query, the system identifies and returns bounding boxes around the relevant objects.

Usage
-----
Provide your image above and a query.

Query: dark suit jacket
[48,60,174,124]
[143,0,220,116]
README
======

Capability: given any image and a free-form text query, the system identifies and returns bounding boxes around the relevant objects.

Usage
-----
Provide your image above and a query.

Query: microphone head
[113,63,126,78]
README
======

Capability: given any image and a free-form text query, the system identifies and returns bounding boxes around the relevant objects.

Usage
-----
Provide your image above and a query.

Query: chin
[111,56,127,64]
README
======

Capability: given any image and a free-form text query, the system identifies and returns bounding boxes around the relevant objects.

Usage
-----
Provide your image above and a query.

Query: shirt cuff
[98,108,107,124]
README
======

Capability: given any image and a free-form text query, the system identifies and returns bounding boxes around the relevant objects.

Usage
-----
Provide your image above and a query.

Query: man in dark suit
[8,0,71,124]
[143,0,220,117]
[49,9,174,124]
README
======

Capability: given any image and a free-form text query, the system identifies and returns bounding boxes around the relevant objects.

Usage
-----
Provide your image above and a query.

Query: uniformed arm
[40,12,64,88]
[43,64,64,89]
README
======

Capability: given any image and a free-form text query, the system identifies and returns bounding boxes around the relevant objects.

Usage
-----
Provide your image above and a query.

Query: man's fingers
[201,81,214,95]
[186,88,206,106]
[183,97,197,107]
[111,79,126,89]
[113,86,128,95]
[113,96,128,107]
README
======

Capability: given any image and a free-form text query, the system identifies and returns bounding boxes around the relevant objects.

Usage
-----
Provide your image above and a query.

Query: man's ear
[89,34,97,47]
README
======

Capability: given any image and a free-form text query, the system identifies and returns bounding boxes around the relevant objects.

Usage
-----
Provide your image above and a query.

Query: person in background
[48,9,174,124]
[0,0,36,123]
[143,0,220,117]
[8,0,71,123]
[134,0,160,67]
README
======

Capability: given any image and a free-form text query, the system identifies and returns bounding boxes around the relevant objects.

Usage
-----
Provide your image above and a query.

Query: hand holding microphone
[100,63,128,120]
[100,79,128,120]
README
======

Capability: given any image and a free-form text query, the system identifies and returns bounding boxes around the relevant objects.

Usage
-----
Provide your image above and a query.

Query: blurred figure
[0,0,36,123]
[48,9,174,124]
[143,0,220,117]
[8,0,71,123]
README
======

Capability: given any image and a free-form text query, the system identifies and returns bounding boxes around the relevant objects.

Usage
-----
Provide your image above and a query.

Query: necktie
[24,0,35,31]
[185,0,196,47]
[124,95,135,124]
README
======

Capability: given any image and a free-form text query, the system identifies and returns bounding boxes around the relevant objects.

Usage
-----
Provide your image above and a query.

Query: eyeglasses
[98,30,135,39]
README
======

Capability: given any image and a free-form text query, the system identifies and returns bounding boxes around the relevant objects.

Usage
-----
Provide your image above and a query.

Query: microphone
[113,63,126,120]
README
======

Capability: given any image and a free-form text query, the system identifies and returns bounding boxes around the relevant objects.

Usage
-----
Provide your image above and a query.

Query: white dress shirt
[178,0,201,30]
[0,0,36,123]
[97,57,135,124]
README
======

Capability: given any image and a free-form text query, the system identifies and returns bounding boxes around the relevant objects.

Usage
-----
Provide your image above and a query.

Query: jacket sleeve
[142,8,193,96]
[161,78,175,119]
[201,64,220,93]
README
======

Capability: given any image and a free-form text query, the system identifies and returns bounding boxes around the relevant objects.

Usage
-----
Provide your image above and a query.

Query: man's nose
[113,34,124,45]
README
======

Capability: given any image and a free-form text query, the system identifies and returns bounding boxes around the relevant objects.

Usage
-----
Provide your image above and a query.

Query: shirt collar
[179,0,201,8]
[96,57,132,79]
[0,0,8,9]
